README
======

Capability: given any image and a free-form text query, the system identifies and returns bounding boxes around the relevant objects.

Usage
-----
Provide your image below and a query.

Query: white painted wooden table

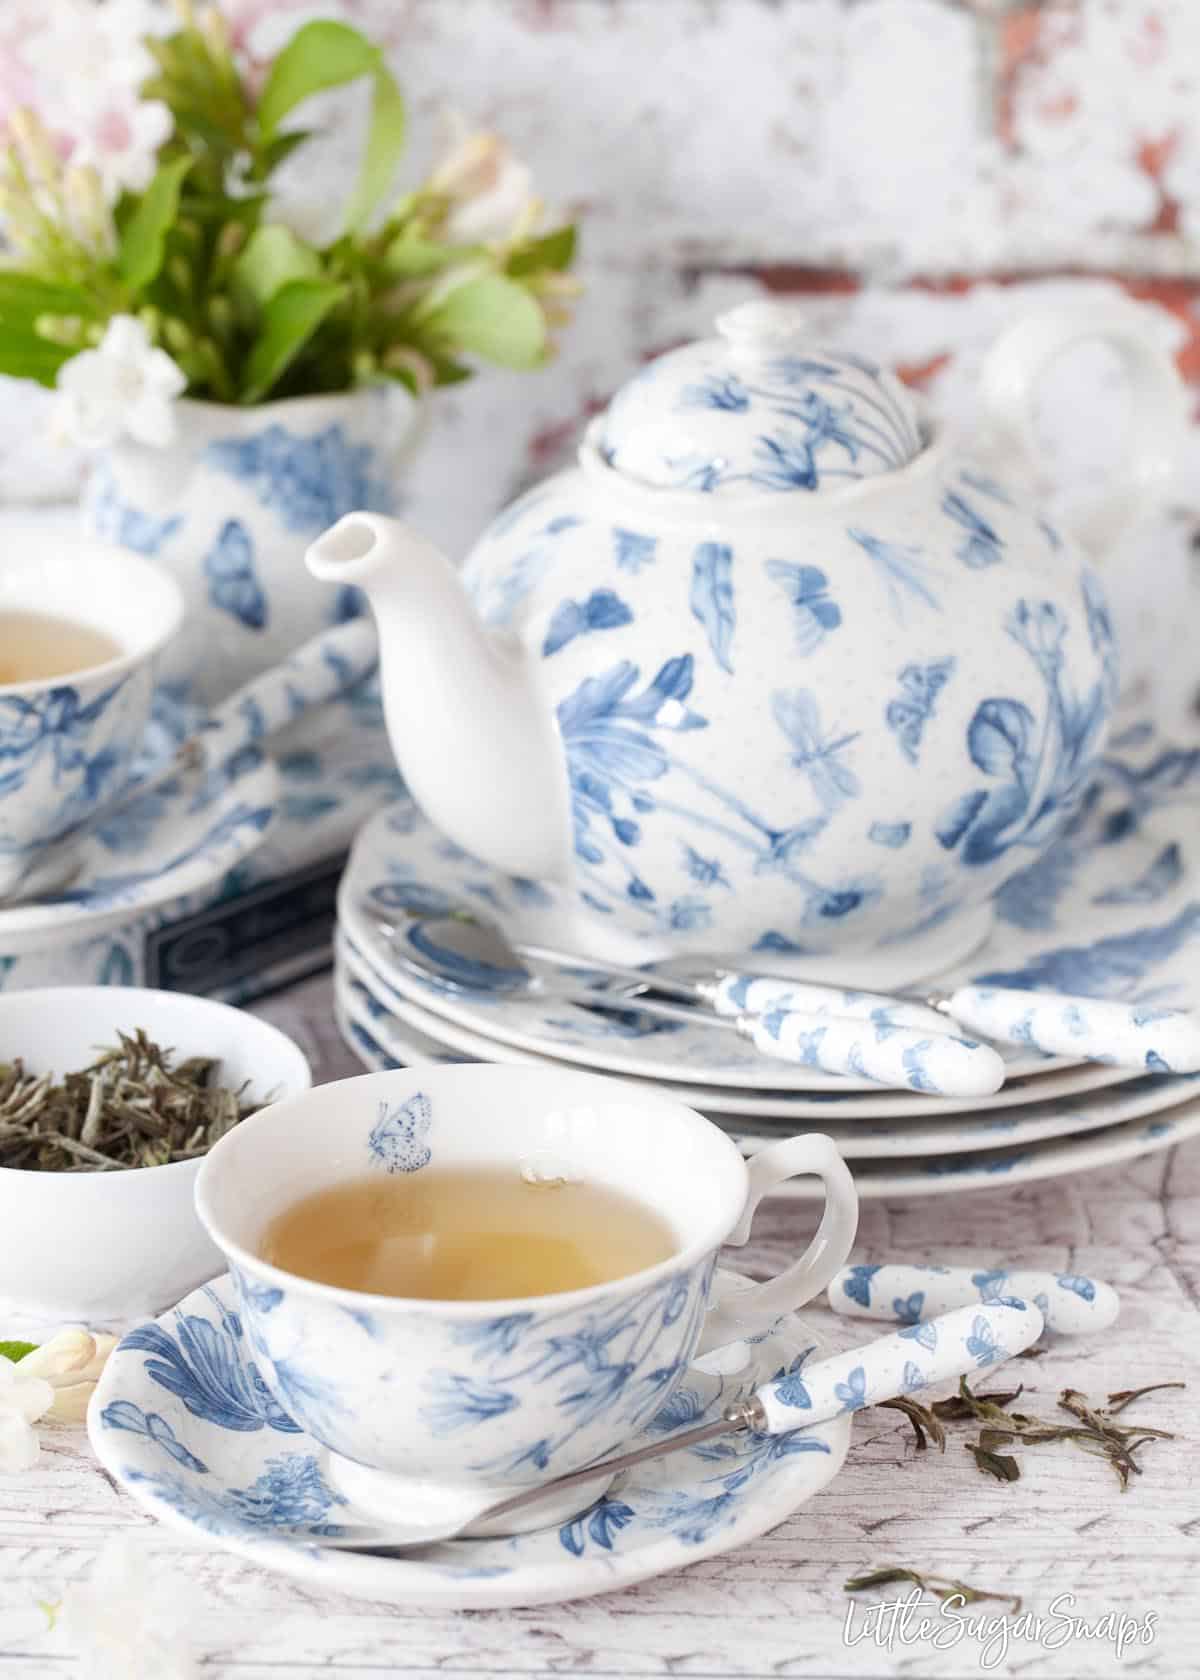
[1,970,1197,1679]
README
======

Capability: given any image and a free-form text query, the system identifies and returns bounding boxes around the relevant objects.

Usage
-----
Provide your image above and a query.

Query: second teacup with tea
[195,1064,858,1524]
[0,537,184,894]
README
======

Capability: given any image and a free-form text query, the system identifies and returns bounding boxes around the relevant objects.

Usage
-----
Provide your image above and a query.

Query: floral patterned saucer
[338,719,1200,1092]
[336,964,1200,1163]
[0,692,279,953]
[88,1274,850,1611]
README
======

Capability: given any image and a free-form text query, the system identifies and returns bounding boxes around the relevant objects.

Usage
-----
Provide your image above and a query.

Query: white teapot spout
[306,513,572,881]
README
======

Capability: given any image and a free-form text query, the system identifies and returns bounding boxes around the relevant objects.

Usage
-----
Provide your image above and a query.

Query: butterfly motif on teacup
[204,518,268,632]
[765,560,843,655]
[368,1091,432,1173]
[885,658,956,766]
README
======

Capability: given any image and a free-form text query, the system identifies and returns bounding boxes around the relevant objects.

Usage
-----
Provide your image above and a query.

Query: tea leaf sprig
[0,2,577,405]
[876,1376,1184,1490]
[844,1567,1022,1617]
[0,1030,260,1171]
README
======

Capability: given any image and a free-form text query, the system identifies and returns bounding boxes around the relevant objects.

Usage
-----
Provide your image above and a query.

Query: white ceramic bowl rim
[194,1065,753,1319]
[0,986,311,1186]
[0,540,185,697]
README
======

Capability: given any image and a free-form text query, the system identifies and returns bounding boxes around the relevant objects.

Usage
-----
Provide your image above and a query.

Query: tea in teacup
[259,1166,678,1300]
[0,607,124,686]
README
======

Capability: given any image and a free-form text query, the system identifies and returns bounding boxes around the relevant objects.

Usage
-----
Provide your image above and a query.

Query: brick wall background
[4,0,1199,714]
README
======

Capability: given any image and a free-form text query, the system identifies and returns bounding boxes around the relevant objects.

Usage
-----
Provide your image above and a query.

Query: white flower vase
[81,385,420,705]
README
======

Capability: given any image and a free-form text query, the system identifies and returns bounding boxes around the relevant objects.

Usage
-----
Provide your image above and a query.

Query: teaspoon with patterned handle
[305,1299,1042,1556]
[365,908,1006,1095]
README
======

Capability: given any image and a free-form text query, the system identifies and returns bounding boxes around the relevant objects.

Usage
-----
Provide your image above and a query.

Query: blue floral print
[943,491,1004,568]
[936,582,1113,871]
[206,422,394,533]
[542,589,634,657]
[690,543,736,673]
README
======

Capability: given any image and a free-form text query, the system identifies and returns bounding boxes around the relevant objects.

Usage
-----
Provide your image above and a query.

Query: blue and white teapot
[307,300,1186,982]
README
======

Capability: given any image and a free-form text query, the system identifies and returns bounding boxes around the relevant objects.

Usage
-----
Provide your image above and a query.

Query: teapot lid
[596,301,926,496]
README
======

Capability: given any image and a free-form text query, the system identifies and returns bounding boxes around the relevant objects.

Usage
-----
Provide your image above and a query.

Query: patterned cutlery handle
[738,1010,1005,1096]
[946,985,1200,1074]
[752,1300,1043,1433]
[202,619,380,765]
[705,973,947,1035]
[828,1262,1119,1335]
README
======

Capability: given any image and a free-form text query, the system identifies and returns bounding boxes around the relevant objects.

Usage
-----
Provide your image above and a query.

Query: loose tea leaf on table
[0,1031,260,1172]
[844,1566,1022,1616]
[874,1374,1183,1491]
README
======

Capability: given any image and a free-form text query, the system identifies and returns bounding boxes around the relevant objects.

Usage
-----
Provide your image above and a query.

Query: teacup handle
[697,1134,858,1355]
[978,302,1187,558]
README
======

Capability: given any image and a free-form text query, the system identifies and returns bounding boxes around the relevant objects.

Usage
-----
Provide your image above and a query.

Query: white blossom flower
[69,102,173,200]
[55,317,187,451]
[16,0,172,199]
[60,1535,201,1680]
[0,1358,54,1473]
[430,112,539,246]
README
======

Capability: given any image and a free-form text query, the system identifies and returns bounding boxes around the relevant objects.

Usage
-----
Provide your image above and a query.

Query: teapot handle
[978,303,1188,557]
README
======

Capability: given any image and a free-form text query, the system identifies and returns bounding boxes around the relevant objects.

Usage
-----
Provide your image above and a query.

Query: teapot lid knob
[715,300,810,355]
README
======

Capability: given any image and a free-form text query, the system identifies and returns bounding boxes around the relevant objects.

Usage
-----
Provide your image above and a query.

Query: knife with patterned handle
[700,974,1200,1073]
[828,1262,1119,1335]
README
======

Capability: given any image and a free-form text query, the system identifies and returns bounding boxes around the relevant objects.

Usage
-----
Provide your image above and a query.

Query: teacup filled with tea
[195,1064,858,1527]
[0,536,184,894]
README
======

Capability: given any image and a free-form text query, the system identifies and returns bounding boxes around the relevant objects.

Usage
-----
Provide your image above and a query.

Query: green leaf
[259,130,313,177]
[233,225,321,310]
[383,233,474,278]
[423,273,546,370]
[0,331,75,387]
[257,22,380,138]
[0,1341,37,1363]
[256,22,406,237]
[119,156,193,291]
[344,64,406,234]
[0,274,97,321]
[507,225,577,277]
[239,278,346,403]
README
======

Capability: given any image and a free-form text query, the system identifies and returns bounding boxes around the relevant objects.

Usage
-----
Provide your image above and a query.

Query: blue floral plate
[339,719,1200,1092]
[335,958,1200,1160]
[88,1274,850,1610]
[0,692,279,952]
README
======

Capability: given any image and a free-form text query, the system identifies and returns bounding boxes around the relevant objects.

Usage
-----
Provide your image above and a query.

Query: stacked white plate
[334,719,1200,1198]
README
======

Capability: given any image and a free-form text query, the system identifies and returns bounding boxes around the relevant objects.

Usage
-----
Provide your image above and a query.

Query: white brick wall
[3,0,1199,710]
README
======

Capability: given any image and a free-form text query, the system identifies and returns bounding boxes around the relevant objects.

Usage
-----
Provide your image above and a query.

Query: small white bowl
[0,987,311,1322]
